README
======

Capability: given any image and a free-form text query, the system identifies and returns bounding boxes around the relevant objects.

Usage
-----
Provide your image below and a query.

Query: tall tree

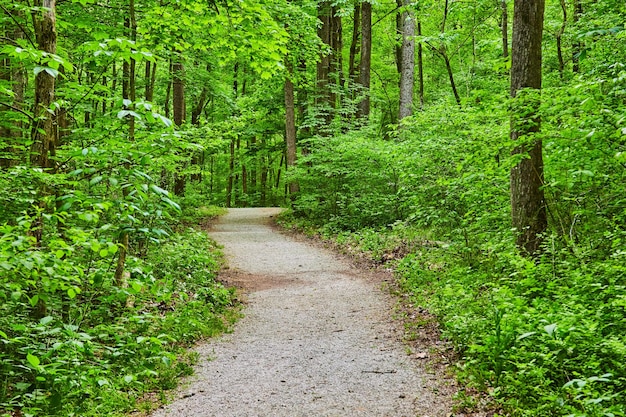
[509,0,547,256]
[398,0,415,121]
[284,60,299,196]
[358,0,372,118]
[30,0,57,172]
[501,0,509,58]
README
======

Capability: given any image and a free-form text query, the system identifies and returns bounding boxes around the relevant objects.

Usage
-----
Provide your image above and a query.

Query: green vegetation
[0,205,235,416]
[282,83,626,415]
[2,0,625,415]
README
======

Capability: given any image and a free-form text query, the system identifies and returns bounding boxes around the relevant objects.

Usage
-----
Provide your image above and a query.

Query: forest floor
[149,208,485,417]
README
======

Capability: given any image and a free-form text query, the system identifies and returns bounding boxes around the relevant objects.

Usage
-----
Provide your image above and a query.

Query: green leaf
[131,281,142,293]
[29,295,39,307]
[150,184,169,196]
[27,353,40,367]
[67,288,77,299]
[544,323,557,337]
[39,316,53,325]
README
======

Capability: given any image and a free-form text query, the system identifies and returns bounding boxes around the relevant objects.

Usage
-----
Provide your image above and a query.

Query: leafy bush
[0,226,234,416]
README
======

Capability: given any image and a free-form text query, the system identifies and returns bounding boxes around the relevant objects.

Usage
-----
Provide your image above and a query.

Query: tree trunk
[145,61,156,101]
[164,59,172,118]
[395,0,403,74]
[30,0,57,172]
[501,0,509,58]
[348,2,361,84]
[556,0,567,79]
[398,0,415,121]
[172,58,185,126]
[443,52,461,107]
[115,0,136,290]
[330,9,342,107]
[0,22,26,168]
[316,1,333,126]
[172,54,186,196]
[358,1,372,119]
[510,0,547,257]
[285,62,299,196]
[572,0,582,72]
[417,20,424,110]
[226,139,235,207]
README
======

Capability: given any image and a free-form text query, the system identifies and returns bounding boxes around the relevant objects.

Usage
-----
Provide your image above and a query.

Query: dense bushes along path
[151,208,458,416]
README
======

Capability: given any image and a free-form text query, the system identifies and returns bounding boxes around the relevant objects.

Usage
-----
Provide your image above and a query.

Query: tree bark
[417,20,424,110]
[348,2,361,84]
[443,52,461,107]
[284,61,299,196]
[0,22,26,168]
[30,0,57,171]
[501,0,509,58]
[316,1,334,127]
[358,1,372,119]
[510,0,547,256]
[172,57,185,126]
[395,0,403,74]
[556,0,567,79]
[398,0,415,121]
[572,0,582,72]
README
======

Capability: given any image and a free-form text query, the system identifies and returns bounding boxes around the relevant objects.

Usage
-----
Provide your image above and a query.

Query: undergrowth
[281,92,626,416]
[0,205,235,417]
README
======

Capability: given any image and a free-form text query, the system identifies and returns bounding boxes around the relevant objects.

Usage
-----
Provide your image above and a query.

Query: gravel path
[151,208,452,417]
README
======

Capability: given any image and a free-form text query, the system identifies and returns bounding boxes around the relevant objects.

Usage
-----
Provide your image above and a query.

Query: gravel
[150,207,453,417]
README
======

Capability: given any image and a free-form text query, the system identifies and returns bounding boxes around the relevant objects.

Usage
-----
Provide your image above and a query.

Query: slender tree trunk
[330,10,342,106]
[348,2,361,84]
[172,53,186,196]
[395,0,403,74]
[501,0,509,58]
[164,59,172,118]
[443,53,461,107]
[398,0,415,121]
[226,139,235,207]
[28,0,57,317]
[417,20,424,110]
[358,1,372,119]
[285,61,299,196]
[510,0,547,257]
[572,0,582,72]
[30,0,57,172]
[144,61,156,101]
[191,87,209,125]
[556,0,567,79]
[316,1,333,126]
[1,23,26,168]
[115,0,137,294]
[172,58,185,126]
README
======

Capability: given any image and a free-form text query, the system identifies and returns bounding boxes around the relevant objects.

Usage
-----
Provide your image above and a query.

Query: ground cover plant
[0,201,235,416]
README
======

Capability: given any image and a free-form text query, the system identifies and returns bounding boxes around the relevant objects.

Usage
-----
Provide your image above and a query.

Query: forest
[1,0,625,415]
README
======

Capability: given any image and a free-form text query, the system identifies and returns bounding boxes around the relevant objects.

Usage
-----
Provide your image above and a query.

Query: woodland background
[1,0,625,415]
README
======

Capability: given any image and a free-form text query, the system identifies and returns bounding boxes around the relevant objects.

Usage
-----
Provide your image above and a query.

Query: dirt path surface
[151,208,452,417]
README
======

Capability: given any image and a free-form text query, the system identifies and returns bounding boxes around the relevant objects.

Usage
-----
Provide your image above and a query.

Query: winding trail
[151,208,451,417]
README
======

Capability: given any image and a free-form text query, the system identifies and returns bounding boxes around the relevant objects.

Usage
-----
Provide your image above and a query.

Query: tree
[509,0,547,256]
[358,0,372,118]
[398,0,415,121]
[284,61,299,196]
